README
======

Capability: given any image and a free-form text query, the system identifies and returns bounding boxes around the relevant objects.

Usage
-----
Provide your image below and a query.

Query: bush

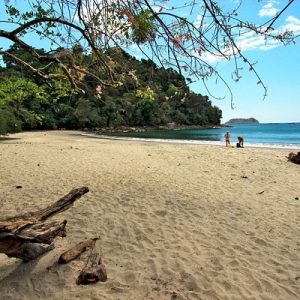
[0,107,22,134]
[171,110,189,124]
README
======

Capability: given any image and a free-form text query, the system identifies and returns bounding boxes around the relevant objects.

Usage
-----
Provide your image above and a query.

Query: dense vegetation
[0,45,222,134]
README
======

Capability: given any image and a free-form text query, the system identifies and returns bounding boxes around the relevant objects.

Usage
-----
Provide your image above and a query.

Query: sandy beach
[0,130,299,300]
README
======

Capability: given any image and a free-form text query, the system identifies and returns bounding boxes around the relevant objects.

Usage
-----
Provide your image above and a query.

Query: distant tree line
[0,45,222,134]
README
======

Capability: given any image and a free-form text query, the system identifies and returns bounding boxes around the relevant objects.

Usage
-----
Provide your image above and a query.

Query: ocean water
[88,123,300,149]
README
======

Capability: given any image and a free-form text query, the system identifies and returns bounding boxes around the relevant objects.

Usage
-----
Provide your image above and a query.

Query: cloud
[241,15,300,51]
[200,52,226,63]
[190,48,231,64]
[258,1,279,17]
[234,15,300,53]
[283,15,300,33]
[196,14,300,63]
[194,14,205,28]
[286,15,300,25]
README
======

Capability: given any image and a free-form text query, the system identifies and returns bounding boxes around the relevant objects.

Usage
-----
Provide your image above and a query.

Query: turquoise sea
[89,123,300,149]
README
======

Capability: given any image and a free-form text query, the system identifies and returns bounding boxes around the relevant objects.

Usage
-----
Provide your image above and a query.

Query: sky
[188,1,300,123]
[0,0,300,123]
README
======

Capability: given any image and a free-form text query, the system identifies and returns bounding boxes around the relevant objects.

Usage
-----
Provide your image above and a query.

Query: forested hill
[225,118,259,125]
[0,46,222,134]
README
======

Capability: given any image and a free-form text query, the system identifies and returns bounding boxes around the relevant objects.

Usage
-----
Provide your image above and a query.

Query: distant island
[225,118,259,125]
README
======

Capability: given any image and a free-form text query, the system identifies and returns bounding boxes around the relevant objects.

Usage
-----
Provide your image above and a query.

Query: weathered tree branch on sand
[287,152,300,164]
[0,187,89,261]
[77,240,107,285]
[58,237,98,264]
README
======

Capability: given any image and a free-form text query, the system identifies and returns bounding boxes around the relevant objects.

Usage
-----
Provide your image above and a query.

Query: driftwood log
[58,237,98,264]
[0,187,89,261]
[287,152,300,164]
[77,241,107,285]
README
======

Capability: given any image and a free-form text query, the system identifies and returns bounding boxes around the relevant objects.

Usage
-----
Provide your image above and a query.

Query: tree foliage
[0,0,298,104]
[0,45,222,133]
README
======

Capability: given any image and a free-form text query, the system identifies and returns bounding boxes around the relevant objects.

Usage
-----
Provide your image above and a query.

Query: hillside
[0,46,222,134]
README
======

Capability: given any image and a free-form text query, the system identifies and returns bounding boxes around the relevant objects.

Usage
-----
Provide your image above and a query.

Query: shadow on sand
[0,255,67,299]
[0,137,21,143]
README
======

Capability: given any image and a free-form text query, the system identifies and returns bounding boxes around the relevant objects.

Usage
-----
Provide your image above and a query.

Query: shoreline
[2,129,300,150]
[81,131,300,150]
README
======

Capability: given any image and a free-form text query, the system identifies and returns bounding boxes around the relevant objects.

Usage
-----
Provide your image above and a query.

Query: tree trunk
[58,237,98,264]
[288,152,300,164]
[0,187,89,261]
[77,253,107,285]
[77,241,107,285]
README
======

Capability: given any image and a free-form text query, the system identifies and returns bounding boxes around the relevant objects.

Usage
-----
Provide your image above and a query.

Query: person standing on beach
[238,136,244,147]
[224,131,230,147]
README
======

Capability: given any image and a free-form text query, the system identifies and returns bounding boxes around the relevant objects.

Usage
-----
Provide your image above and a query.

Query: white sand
[0,130,299,300]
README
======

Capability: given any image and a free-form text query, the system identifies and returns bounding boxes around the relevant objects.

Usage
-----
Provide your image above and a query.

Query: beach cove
[0,130,299,299]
